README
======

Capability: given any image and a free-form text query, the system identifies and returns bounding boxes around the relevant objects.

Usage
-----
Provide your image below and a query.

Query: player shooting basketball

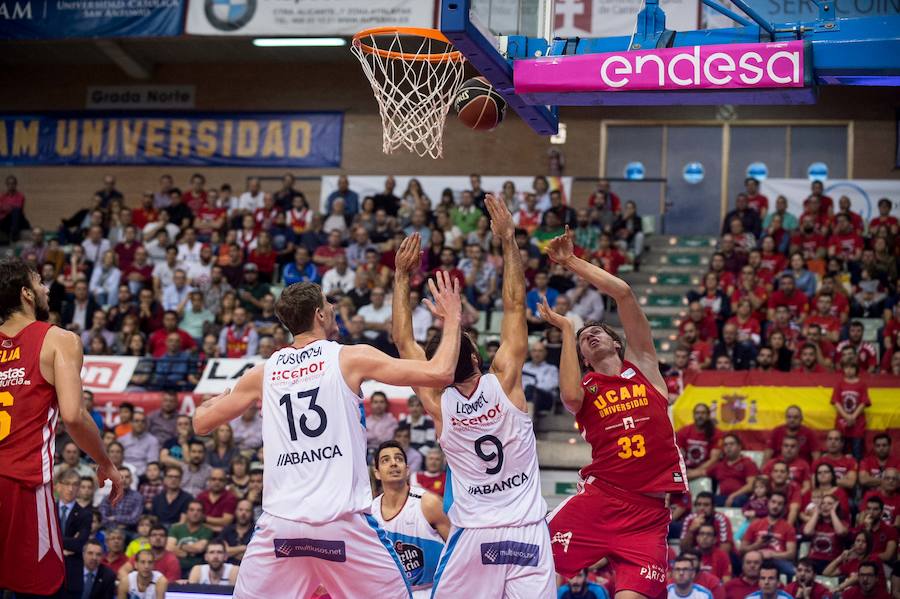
[391,194,555,598]
[541,226,688,599]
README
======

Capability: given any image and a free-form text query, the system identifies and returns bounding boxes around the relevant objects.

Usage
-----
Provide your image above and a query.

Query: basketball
[453,76,507,131]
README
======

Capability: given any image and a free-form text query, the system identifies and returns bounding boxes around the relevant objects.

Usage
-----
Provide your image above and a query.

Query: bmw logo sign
[624,161,645,181]
[205,0,256,31]
[683,162,705,185]
[746,162,768,181]
[807,162,829,183]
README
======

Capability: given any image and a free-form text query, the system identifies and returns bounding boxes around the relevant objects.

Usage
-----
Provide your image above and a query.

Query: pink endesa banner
[514,41,806,93]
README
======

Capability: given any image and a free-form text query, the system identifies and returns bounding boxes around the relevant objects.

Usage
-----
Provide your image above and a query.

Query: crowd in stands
[3,170,897,598]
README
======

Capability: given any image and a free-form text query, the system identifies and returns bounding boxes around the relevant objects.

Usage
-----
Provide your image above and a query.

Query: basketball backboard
[441,0,900,135]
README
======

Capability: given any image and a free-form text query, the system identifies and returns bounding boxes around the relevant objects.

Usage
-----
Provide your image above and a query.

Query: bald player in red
[0,257,123,597]
[541,229,688,599]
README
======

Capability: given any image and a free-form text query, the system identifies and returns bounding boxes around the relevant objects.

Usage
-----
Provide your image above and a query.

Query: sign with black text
[86,86,196,110]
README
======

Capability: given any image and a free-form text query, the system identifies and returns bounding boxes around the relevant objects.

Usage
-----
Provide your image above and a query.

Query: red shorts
[547,477,671,598]
[0,477,64,595]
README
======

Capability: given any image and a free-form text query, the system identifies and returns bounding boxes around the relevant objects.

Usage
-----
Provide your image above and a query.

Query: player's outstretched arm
[547,227,667,396]
[421,489,452,541]
[484,194,528,410]
[538,298,584,414]
[52,327,124,505]
[391,233,443,423]
[193,364,264,435]
[343,271,462,392]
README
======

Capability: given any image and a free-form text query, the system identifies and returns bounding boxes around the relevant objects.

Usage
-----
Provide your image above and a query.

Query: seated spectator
[221,499,255,565]
[321,253,355,297]
[767,273,810,323]
[182,440,213,497]
[100,527,129,577]
[452,190,483,234]
[860,434,900,490]
[366,392,398,456]
[393,423,422,473]
[560,568,610,599]
[766,405,819,463]
[709,433,759,507]
[398,395,436,458]
[357,286,392,341]
[63,280,101,334]
[828,213,864,264]
[151,332,201,390]
[680,550,725,599]
[743,177,769,218]
[712,322,756,371]
[147,390,180,445]
[763,437,812,494]
[835,321,878,373]
[688,273,732,326]
[179,290,214,344]
[667,555,714,599]
[802,493,849,573]
[779,252,817,298]
[813,430,858,491]
[521,340,559,415]
[54,441,97,481]
[695,523,732,582]
[663,348,690,401]
[854,496,898,562]
[680,492,734,555]
[230,404,263,453]
[162,268,193,312]
[746,561,794,599]
[99,467,143,530]
[612,200,645,258]
[0,174,30,242]
[196,468,238,534]
[591,233,627,276]
[722,193,761,238]
[167,500,213,577]
[138,462,164,512]
[726,299,761,347]
[800,463,851,523]
[152,465,193,526]
[677,322,713,371]
[217,306,259,358]
[724,551,762,599]
[785,558,832,599]
[416,447,447,497]
[525,272,558,333]
[121,523,181,582]
[840,561,890,599]
[806,294,842,343]
[823,530,879,582]
[237,263,270,316]
[148,310,197,358]
[566,277,605,323]
[740,493,798,577]
[794,329,833,372]
[743,476,772,521]
[188,541,240,585]
[207,424,239,470]
[78,539,116,599]
[862,467,899,527]
[676,403,723,480]
[850,279,886,319]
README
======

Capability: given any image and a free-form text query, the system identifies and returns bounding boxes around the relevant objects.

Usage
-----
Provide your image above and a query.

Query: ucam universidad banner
[0,112,343,167]
[0,0,183,39]
[673,370,900,454]
[186,0,433,36]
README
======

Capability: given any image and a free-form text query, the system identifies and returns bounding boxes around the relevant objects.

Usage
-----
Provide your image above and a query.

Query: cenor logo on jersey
[480,541,539,566]
[270,361,325,384]
[449,401,504,428]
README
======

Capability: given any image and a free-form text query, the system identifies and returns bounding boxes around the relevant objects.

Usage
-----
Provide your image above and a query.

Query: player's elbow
[192,409,213,436]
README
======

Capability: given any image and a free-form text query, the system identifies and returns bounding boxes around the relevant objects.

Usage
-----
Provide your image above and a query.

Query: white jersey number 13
[279,388,327,439]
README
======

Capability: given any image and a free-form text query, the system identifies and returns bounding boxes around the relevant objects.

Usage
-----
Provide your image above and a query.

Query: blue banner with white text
[0,0,184,39]
[0,113,343,167]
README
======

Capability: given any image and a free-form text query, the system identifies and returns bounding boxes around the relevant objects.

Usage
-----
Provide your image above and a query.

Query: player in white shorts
[193,274,464,599]
[187,541,240,585]
[372,440,451,598]
[391,195,556,599]
[121,550,167,599]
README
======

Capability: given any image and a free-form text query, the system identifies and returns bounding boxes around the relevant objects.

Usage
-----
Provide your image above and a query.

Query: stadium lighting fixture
[252,38,347,47]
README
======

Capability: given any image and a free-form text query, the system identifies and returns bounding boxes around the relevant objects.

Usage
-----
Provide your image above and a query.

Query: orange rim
[352,26,465,63]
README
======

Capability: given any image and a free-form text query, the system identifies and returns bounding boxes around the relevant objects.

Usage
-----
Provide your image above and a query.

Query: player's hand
[484,193,514,241]
[537,296,572,330]
[394,233,422,275]
[97,461,124,506]
[547,226,575,264]
[423,270,461,323]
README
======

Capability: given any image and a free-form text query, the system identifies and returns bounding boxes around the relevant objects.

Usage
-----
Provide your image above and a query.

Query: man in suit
[57,469,94,598]
[79,539,117,599]
[61,279,101,334]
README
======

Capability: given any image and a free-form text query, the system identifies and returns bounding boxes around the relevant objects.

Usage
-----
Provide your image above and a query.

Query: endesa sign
[514,41,811,93]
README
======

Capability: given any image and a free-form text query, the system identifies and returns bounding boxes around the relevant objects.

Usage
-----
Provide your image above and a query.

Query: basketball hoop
[351,27,467,159]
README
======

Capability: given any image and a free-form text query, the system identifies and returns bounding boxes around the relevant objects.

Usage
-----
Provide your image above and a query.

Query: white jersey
[439,374,546,528]
[262,340,372,524]
[197,563,236,585]
[372,487,444,590]
[126,571,162,599]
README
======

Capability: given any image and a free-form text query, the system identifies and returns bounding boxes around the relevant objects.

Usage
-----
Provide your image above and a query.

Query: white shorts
[430,520,555,599]
[233,510,411,599]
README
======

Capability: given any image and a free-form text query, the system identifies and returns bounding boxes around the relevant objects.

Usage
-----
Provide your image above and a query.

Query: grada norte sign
[515,40,811,93]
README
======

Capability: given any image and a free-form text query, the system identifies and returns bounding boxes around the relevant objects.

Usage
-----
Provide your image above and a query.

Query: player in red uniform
[540,228,688,599]
[0,258,123,597]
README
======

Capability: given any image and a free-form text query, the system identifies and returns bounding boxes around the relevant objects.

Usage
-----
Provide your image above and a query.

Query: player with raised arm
[372,440,451,598]
[540,228,688,599]
[0,257,123,598]
[191,276,462,599]
[391,194,555,598]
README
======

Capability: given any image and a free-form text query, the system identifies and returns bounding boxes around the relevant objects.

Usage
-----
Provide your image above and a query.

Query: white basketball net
[352,30,467,159]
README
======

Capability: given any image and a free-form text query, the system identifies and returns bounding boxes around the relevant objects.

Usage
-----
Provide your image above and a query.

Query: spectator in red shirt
[0,174,30,242]
[757,237,786,280]
[677,403,723,479]
[804,180,834,220]
[724,551,762,599]
[132,191,159,230]
[831,358,870,459]
[196,467,238,534]
[740,492,798,577]
[860,434,900,491]
[786,559,833,599]
[709,433,759,507]
[726,299,762,347]
[730,268,768,324]
[587,178,622,213]
[813,429,860,491]
[767,273,809,323]
[795,342,828,373]
[828,213,865,263]
[592,233,626,276]
[678,322,713,371]
[312,229,346,277]
[806,295,842,342]
[147,310,197,357]
[833,196,865,234]
[744,177,769,219]
[767,405,820,464]
[790,215,828,261]
[680,492,734,555]
[695,523,733,581]
[764,437,812,494]
[183,173,209,214]
[862,467,900,528]
[868,198,899,236]
[681,301,720,342]
[766,305,801,352]
[802,494,849,573]
[708,253,737,296]
[836,321,878,373]
[841,561,891,599]
[855,496,899,563]
[822,530,879,584]
[718,234,748,275]
[800,462,851,524]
